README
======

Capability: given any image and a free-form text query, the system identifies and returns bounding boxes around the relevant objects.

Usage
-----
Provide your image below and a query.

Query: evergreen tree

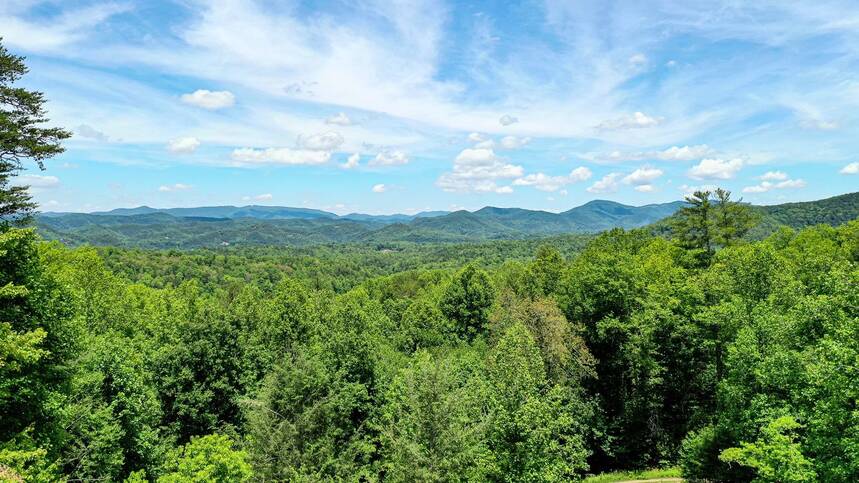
[0,40,71,227]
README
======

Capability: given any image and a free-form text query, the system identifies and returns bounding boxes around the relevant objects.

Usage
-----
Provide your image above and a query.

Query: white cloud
[180,89,235,110]
[231,148,331,166]
[597,112,662,130]
[839,162,859,175]
[16,174,60,189]
[372,183,387,193]
[0,3,130,52]
[635,184,656,192]
[370,150,409,166]
[759,170,788,181]
[499,114,518,126]
[513,166,591,192]
[167,137,201,154]
[742,178,807,193]
[688,158,744,180]
[468,132,487,142]
[657,145,713,161]
[587,173,622,193]
[474,139,495,149]
[242,193,274,202]
[298,131,344,151]
[436,147,522,194]
[623,166,663,185]
[499,136,531,150]
[342,153,360,169]
[583,144,713,163]
[629,53,648,65]
[325,112,353,126]
[158,183,192,192]
[75,124,108,141]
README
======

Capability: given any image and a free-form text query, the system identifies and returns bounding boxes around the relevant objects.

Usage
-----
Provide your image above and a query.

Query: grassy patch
[582,467,682,482]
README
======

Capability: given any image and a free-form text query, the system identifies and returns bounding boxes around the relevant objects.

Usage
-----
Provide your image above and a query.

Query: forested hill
[36,193,857,248]
[37,199,684,248]
[748,191,859,238]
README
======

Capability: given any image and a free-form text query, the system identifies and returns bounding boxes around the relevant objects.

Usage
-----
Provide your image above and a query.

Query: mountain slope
[748,191,859,238]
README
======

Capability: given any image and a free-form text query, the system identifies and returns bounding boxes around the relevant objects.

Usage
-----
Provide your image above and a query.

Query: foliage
[158,434,251,483]
[719,416,816,482]
[581,467,681,482]
[0,40,70,226]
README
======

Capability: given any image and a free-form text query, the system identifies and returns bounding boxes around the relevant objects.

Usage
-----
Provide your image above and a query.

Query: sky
[3,0,859,215]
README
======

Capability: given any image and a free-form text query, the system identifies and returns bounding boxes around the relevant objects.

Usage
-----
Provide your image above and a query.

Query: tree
[158,434,252,483]
[0,229,76,449]
[0,40,71,226]
[673,190,714,260]
[379,350,495,481]
[719,417,816,483]
[712,188,756,247]
[529,245,565,296]
[439,264,494,340]
[673,188,756,264]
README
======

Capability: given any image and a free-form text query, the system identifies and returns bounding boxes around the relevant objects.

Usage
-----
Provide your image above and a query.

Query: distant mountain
[75,205,455,224]
[90,205,339,220]
[37,193,857,249]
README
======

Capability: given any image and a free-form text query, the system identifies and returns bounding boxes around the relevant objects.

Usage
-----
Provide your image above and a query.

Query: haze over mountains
[37,192,859,249]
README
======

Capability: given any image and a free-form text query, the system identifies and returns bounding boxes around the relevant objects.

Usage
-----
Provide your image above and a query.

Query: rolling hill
[35,193,858,249]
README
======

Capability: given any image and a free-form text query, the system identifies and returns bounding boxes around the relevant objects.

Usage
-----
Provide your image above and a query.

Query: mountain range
[36,192,859,249]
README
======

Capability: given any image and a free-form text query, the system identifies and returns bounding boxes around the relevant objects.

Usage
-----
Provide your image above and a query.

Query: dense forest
[6,207,859,481]
[3,40,859,482]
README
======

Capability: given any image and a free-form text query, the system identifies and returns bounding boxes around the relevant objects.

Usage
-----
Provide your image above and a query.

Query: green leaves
[0,40,71,227]
[440,264,494,341]
[158,434,251,483]
[719,417,816,483]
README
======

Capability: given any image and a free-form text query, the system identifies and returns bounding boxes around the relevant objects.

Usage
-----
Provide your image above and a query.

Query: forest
[2,39,859,483]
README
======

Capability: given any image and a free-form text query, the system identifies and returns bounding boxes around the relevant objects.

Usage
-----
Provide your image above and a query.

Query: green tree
[0,229,76,449]
[0,40,70,226]
[719,417,816,482]
[440,264,494,340]
[158,434,252,483]
[379,350,495,481]
[673,189,757,264]
[487,323,591,481]
[712,188,756,247]
[529,245,565,296]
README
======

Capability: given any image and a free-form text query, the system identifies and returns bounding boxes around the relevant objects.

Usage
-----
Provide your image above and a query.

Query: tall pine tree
[0,39,70,227]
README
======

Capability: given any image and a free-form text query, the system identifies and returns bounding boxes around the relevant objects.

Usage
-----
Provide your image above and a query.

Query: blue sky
[4,0,859,214]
